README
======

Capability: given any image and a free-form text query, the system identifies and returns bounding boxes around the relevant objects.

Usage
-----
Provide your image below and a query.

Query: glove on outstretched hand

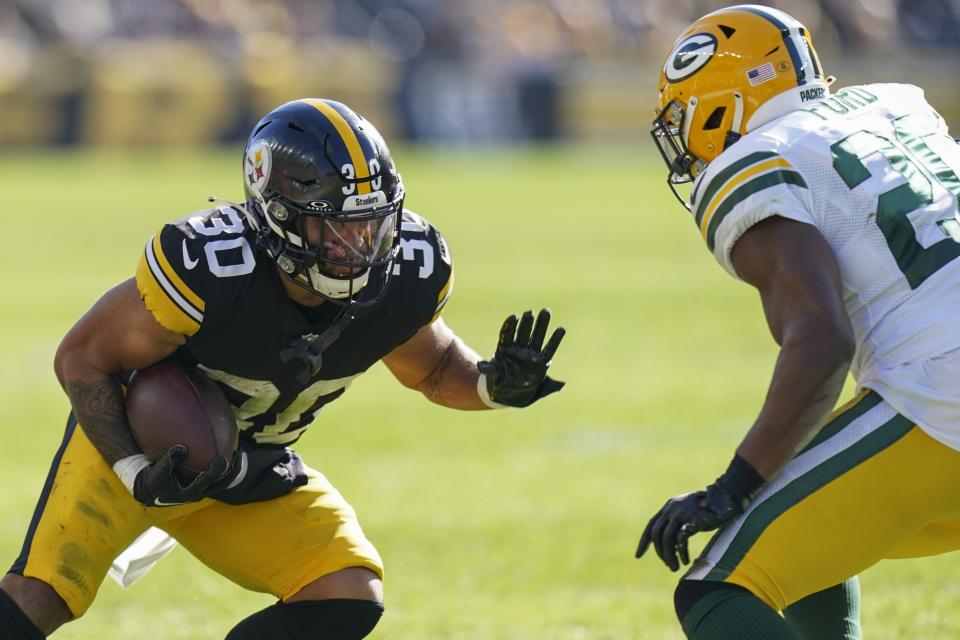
[477,308,566,408]
[132,445,230,507]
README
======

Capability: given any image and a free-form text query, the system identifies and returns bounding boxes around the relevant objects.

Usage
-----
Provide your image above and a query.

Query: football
[126,361,239,480]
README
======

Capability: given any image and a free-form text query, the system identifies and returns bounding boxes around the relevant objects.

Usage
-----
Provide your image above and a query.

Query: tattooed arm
[54,279,185,465]
[382,317,489,410]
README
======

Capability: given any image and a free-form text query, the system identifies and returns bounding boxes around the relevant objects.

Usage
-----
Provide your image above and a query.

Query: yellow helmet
[651,4,830,206]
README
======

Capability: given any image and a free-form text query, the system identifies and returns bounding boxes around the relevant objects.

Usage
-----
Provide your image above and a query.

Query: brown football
[126,361,239,480]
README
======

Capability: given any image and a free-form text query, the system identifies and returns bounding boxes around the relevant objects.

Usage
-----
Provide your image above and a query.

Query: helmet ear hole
[703,107,727,131]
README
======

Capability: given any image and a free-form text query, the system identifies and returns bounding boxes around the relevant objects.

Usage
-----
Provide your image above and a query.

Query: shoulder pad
[136,206,258,336]
[692,149,806,250]
[171,206,249,240]
[391,210,454,321]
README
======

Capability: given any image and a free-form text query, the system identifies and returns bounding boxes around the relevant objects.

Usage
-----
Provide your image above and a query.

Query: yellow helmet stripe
[699,157,794,238]
[301,99,372,195]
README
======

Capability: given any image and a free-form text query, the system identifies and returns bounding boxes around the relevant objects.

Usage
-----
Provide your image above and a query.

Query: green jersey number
[831,112,960,289]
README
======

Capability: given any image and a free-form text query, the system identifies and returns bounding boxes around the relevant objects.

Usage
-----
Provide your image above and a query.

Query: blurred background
[4,2,960,638]
[1,0,959,148]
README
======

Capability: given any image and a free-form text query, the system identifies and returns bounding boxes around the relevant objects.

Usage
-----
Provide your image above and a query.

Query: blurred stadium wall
[1,0,958,147]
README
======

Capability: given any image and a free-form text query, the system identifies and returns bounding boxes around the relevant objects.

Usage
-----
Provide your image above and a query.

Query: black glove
[211,443,309,505]
[133,445,230,507]
[635,455,765,571]
[477,309,566,407]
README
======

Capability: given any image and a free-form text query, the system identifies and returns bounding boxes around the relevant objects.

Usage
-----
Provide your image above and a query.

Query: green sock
[783,578,862,640]
[681,584,801,640]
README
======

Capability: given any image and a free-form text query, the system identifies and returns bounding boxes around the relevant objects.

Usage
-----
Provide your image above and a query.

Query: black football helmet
[241,99,404,305]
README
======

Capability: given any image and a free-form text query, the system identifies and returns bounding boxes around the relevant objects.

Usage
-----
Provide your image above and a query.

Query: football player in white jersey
[636,4,960,639]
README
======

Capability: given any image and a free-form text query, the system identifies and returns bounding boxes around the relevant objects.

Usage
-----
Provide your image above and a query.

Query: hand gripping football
[126,361,239,480]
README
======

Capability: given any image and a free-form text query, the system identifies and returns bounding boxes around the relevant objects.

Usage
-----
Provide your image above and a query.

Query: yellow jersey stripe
[437,270,454,305]
[149,235,205,313]
[136,246,201,336]
[699,157,794,239]
[432,271,454,322]
[302,100,372,195]
[693,151,778,224]
[704,169,807,251]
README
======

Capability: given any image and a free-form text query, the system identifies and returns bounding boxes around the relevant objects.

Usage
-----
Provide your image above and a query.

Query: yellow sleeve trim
[699,157,794,238]
[431,269,454,322]
[150,235,205,312]
[135,236,202,336]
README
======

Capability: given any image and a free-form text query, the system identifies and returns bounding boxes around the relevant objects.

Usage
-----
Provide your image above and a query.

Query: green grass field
[2,147,960,639]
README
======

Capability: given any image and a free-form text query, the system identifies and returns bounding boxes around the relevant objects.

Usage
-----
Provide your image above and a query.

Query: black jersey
[135,205,453,445]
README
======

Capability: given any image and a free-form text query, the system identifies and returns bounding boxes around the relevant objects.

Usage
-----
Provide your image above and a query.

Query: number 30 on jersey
[185,208,256,278]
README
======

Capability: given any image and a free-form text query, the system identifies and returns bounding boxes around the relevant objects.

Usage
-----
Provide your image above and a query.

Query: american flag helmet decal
[747,63,777,86]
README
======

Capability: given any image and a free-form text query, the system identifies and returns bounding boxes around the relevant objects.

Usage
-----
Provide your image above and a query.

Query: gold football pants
[11,417,383,618]
[684,390,960,610]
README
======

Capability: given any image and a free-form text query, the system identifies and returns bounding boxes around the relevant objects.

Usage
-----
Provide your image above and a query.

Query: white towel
[108,527,178,588]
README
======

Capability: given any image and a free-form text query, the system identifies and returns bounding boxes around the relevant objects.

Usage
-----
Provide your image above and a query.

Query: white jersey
[689,83,960,450]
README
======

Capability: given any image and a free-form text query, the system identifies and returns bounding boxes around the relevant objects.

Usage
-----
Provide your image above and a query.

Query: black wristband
[717,454,766,503]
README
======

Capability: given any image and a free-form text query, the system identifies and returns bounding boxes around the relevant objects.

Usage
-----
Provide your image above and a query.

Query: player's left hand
[477,309,566,407]
[634,481,744,571]
[637,454,766,571]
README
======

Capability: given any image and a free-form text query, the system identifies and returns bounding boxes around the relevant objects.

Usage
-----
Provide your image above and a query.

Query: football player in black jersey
[0,99,565,640]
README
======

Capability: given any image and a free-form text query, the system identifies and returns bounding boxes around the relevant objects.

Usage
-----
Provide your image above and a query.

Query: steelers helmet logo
[245,141,272,193]
[665,33,717,83]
